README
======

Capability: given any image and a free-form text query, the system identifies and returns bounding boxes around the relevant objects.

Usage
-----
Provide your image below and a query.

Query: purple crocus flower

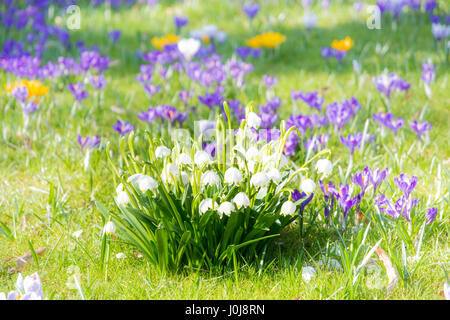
[372,73,410,99]
[326,100,354,131]
[340,133,363,155]
[430,15,441,24]
[68,83,89,102]
[243,3,260,19]
[425,207,437,224]
[138,108,159,124]
[375,194,418,221]
[369,167,388,193]
[22,101,39,114]
[143,83,161,97]
[88,74,107,90]
[236,47,252,60]
[420,63,435,85]
[12,86,29,103]
[260,112,278,129]
[198,90,224,109]
[334,183,359,217]
[394,174,418,199]
[410,120,432,140]
[321,47,334,59]
[373,112,404,135]
[351,167,372,196]
[108,30,122,43]
[178,90,191,104]
[112,120,135,135]
[263,75,278,88]
[291,189,314,214]
[431,23,450,41]
[77,134,101,149]
[292,90,324,111]
[319,180,336,218]
[174,16,189,29]
[304,134,329,152]
[425,0,437,13]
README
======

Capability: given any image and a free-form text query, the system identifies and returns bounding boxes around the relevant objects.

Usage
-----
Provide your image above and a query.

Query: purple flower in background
[340,133,363,155]
[108,30,122,43]
[174,16,189,29]
[425,207,437,224]
[178,90,191,104]
[257,128,281,142]
[425,0,437,13]
[292,90,324,111]
[430,15,441,24]
[112,120,135,136]
[283,131,300,156]
[410,120,432,140]
[287,114,314,135]
[372,112,404,135]
[243,3,260,19]
[431,23,450,41]
[12,86,28,103]
[351,167,371,196]
[394,174,418,199]
[143,83,161,97]
[354,1,363,11]
[68,83,89,102]
[88,74,107,90]
[203,141,217,158]
[236,46,252,60]
[260,112,278,129]
[263,75,278,88]
[375,194,418,221]
[138,108,159,124]
[321,47,334,59]
[420,63,435,84]
[333,49,347,63]
[304,134,329,151]
[372,73,410,99]
[198,90,224,109]
[77,134,101,149]
[21,101,39,115]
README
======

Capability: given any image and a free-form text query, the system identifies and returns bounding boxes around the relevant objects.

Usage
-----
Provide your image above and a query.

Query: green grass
[0,0,449,299]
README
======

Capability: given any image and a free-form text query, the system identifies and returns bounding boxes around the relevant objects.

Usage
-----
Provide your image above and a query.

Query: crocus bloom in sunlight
[292,90,324,111]
[243,3,260,19]
[394,174,418,199]
[263,75,278,88]
[369,167,388,193]
[331,36,354,51]
[351,167,371,196]
[425,207,437,224]
[174,16,189,29]
[410,120,432,140]
[112,120,135,136]
[420,63,435,85]
[77,134,100,150]
[68,83,89,102]
[5,273,43,300]
[108,30,122,43]
[340,133,363,155]
[372,72,410,99]
[335,183,358,217]
[431,23,450,41]
[372,112,404,135]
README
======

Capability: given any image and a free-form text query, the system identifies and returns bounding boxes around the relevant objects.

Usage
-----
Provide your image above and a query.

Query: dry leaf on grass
[15,247,47,271]
[375,247,399,295]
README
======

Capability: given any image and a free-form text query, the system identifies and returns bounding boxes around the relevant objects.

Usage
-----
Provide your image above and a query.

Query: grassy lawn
[0,0,448,300]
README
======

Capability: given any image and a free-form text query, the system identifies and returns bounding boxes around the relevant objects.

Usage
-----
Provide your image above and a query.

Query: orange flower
[151,34,181,51]
[331,36,354,51]
[246,32,286,49]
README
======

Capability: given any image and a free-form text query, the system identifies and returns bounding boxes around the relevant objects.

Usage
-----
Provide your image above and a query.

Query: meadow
[0,0,449,300]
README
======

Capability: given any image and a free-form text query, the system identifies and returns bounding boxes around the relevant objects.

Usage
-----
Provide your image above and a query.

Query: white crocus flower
[301,266,316,282]
[300,178,316,195]
[178,153,192,166]
[233,192,250,209]
[302,12,318,30]
[267,168,282,184]
[194,150,212,166]
[128,174,158,193]
[115,190,130,206]
[247,112,261,129]
[224,167,243,185]
[250,172,270,188]
[315,159,332,178]
[280,200,296,216]
[155,146,171,158]
[103,221,116,235]
[177,38,201,61]
[218,201,234,216]
[199,198,218,214]
[201,170,220,187]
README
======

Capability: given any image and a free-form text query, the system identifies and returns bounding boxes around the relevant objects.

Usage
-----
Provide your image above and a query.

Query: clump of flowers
[1,273,44,300]
[102,105,328,272]
[247,32,286,49]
